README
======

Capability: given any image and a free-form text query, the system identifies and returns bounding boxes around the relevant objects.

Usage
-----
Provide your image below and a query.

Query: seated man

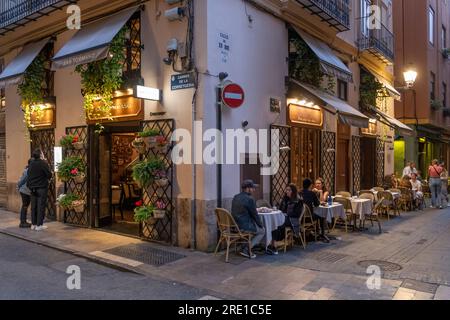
[300,178,330,243]
[231,180,266,259]
[410,173,424,209]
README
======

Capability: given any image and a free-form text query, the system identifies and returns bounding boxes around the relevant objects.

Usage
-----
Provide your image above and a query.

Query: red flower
[72,136,79,143]
[70,168,79,176]
[135,200,143,207]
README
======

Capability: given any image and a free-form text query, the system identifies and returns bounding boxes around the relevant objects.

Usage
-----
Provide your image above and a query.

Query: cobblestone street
[1,206,449,300]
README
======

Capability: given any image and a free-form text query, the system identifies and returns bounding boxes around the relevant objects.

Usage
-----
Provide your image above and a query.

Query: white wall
[202,0,288,200]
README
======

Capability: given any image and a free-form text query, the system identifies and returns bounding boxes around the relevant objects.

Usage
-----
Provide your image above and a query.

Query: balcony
[296,0,351,32]
[0,0,75,35]
[358,20,394,64]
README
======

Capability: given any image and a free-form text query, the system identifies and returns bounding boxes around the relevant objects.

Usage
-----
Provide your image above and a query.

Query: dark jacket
[231,192,263,233]
[27,159,52,190]
[300,189,320,215]
[279,195,303,219]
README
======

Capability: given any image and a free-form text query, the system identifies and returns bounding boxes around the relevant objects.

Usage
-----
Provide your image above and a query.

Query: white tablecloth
[351,198,373,220]
[371,190,401,200]
[314,204,346,223]
[258,211,285,248]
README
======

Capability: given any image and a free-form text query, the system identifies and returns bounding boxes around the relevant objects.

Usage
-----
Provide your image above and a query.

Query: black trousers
[31,188,48,226]
[20,193,31,224]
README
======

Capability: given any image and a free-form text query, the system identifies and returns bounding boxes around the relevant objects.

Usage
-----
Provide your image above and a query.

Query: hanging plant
[289,37,325,88]
[17,52,46,130]
[132,157,165,188]
[57,156,86,182]
[360,71,388,109]
[75,27,128,124]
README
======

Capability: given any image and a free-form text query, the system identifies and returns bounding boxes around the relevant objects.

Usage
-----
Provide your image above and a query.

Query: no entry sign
[221,83,245,108]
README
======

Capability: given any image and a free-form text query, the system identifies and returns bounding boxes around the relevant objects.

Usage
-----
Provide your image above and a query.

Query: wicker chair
[399,187,414,212]
[214,208,253,263]
[359,193,375,203]
[362,197,383,234]
[372,187,385,192]
[298,205,318,249]
[378,191,400,220]
[336,191,352,198]
[333,197,354,232]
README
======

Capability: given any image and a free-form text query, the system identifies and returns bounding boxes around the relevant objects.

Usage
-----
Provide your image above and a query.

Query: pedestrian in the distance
[440,161,449,207]
[428,159,443,209]
[27,148,52,231]
[16,159,33,228]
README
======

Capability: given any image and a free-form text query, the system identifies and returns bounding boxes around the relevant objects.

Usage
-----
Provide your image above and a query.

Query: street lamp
[403,69,418,89]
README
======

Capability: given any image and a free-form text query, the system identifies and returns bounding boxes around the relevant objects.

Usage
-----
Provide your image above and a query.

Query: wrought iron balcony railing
[296,0,351,32]
[358,19,394,64]
[0,0,75,35]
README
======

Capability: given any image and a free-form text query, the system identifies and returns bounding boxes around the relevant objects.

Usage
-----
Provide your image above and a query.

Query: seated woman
[312,178,329,203]
[410,173,424,208]
[270,184,303,252]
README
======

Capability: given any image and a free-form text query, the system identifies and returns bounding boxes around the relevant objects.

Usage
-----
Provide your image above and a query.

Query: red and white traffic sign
[221,83,245,109]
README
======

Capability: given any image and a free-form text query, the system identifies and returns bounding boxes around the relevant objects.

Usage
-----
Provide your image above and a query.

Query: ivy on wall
[17,51,46,130]
[75,27,128,124]
[359,69,388,109]
[289,36,335,93]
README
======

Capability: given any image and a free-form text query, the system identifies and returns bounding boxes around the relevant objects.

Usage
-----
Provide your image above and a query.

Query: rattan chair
[372,187,384,192]
[214,208,253,263]
[362,197,383,234]
[333,197,354,232]
[399,187,414,212]
[359,190,375,197]
[378,191,400,220]
[298,205,317,249]
[336,191,352,198]
[359,193,375,203]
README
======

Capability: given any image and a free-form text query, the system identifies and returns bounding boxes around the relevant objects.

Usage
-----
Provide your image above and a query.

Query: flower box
[73,173,86,184]
[155,178,169,188]
[72,200,85,213]
[143,136,158,149]
[145,217,158,225]
[153,210,166,219]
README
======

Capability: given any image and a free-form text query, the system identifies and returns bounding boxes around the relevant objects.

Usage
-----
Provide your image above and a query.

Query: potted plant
[57,156,86,183]
[132,157,165,188]
[57,194,84,213]
[138,129,160,149]
[155,170,169,188]
[59,135,77,149]
[153,200,166,219]
[155,135,169,154]
[72,135,85,150]
[133,201,157,225]
[132,137,146,154]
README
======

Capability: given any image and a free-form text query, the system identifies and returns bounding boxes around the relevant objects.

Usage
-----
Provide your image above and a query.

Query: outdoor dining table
[258,210,285,248]
[314,203,346,224]
[350,198,373,221]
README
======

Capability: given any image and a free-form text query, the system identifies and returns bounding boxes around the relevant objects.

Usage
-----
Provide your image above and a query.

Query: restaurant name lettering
[90,95,143,122]
[289,103,323,127]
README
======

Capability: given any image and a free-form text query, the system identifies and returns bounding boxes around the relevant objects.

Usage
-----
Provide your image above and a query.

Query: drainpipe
[191,81,197,251]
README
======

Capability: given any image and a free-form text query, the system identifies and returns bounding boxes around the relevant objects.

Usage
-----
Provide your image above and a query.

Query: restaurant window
[430,72,436,100]
[443,83,447,108]
[337,79,348,101]
[442,25,447,49]
[0,59,5,112]
[429,6,435,45]
[122,11,142,86]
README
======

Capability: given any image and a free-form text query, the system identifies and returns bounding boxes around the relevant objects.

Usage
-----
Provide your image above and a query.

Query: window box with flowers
[57,156,86,183]
[59,134,84,150]
[153,200,166,219]
[57,194,85,213]
[132,157,165,188]
[154,170,169,188]
[133,201,158,225]
[138,129,161,149]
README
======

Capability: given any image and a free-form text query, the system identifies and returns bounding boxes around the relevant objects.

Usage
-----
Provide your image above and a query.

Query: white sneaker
[35,225,48,231]
[31,225,37,230]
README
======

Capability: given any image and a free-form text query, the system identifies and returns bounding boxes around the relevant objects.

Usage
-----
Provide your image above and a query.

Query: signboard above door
[288,103,323,128]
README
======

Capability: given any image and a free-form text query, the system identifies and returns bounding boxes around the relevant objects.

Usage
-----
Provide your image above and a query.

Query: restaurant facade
[0,0,411,251]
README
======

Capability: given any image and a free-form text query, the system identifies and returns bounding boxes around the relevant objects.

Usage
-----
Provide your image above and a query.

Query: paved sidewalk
[1,207,450,300]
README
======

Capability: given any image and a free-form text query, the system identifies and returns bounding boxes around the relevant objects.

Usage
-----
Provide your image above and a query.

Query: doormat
[104,244,186,267]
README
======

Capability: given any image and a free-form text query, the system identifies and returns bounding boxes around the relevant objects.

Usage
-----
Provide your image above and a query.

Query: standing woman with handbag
[428,159,444,209]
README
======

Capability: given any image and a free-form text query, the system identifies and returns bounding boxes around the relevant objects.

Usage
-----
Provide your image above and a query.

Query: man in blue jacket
[17,160,32,228]
[231,180,265,259]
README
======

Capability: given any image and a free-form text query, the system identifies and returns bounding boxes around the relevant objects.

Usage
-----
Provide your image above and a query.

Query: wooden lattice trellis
[140,119,175,243]
[64,126,89,227]
[270,124,291,207]
[30,129,56,220]
[352,136,361,195]
[321,131,336,195]
[376,138,385,187]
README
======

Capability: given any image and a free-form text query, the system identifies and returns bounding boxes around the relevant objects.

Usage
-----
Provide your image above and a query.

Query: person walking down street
[27,149,52,231]
[16,160,33,228]
[428,159,444,209]
[440,162,449,207]
[231,180,266,259]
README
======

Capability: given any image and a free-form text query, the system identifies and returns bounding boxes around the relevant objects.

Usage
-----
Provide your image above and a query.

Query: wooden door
[336,139,350,192]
